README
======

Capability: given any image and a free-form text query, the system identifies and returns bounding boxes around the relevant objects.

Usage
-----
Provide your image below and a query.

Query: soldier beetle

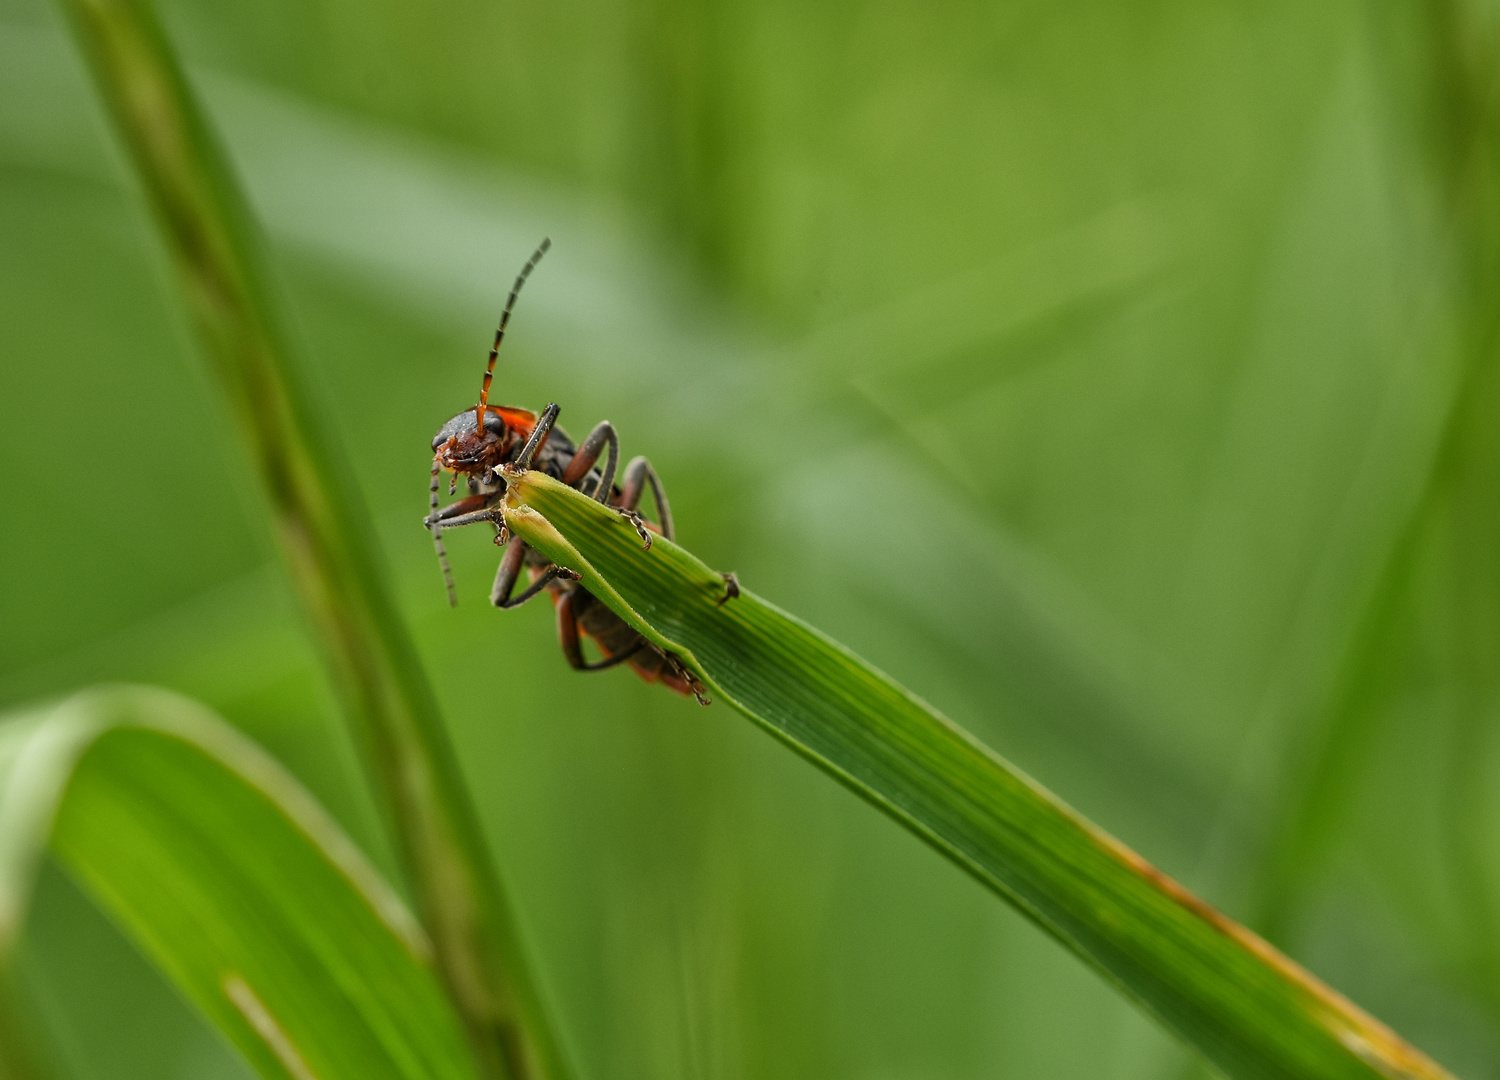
[423,240,732,700]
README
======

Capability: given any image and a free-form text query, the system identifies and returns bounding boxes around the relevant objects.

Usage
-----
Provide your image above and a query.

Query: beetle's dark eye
[431,410,480,453]
[482,412,507,437]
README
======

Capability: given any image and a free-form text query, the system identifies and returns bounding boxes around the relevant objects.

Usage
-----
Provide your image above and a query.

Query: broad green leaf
[0,685,481,1080]
[498,467,1451,1080]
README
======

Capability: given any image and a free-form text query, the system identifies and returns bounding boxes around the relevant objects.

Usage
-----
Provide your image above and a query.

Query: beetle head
[432,407,512,480]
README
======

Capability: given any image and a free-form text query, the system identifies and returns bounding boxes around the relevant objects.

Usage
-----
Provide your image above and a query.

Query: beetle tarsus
[618,508,652,550]
[666,652,710,706]
[717,572,740,607]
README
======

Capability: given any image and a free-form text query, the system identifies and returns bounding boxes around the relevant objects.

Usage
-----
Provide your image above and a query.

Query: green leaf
[0,685,481,1080]
[498,467,1452,1080]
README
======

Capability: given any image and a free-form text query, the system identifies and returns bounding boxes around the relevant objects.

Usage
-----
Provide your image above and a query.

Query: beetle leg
[556,591,644,670]
[492,541,579,609]
[617,456,676,541]
[490,540,528,606]
[560,421,620,504]
[617,508,653,550]
[663,651,710,706]
[425,492,497,527]
[498,568,579,609]
[430,506,505,530]
[514,402,561,471]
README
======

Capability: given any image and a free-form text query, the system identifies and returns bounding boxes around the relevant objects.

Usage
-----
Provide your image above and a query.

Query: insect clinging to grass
[422,239,732,700]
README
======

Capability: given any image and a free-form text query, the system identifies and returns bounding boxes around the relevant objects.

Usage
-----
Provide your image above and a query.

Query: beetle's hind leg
[555,591,643,670]
[491,539,578,609]
[617,456,675,542]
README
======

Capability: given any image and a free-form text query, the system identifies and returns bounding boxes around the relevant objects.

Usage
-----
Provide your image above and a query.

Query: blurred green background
[3,0,1499,1076]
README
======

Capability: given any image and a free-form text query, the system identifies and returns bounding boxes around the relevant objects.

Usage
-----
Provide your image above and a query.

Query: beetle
[423,239,725,700]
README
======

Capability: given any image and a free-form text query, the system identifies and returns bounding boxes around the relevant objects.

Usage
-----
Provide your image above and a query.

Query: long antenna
[429,461,457,606]
[477,237,551,426]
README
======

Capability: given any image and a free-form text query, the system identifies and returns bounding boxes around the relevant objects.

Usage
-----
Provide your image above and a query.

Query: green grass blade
[0,686,480,1080]
[499,468,1451,1080]
[51,2,564,1077]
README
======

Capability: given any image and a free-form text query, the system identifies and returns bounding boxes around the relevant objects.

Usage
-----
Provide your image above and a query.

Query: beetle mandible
[423,239,727,700]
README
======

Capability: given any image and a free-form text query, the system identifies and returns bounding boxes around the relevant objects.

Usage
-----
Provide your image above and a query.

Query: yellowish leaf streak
[222,972,321,1080]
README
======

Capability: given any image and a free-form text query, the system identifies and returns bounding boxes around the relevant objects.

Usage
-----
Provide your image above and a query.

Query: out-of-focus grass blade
[0,686,480,1080]
[51,2,565,1077]
[499,468,1451,1080]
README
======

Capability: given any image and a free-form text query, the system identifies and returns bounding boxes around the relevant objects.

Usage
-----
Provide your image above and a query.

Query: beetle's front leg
[426,505,504,530]
[514,402,561,471]
[424,488,505,528]
[560,421,620,504]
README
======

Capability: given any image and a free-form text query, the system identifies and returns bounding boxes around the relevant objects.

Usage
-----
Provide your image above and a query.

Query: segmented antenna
[429,461,457,607]
[477,237,552,427]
